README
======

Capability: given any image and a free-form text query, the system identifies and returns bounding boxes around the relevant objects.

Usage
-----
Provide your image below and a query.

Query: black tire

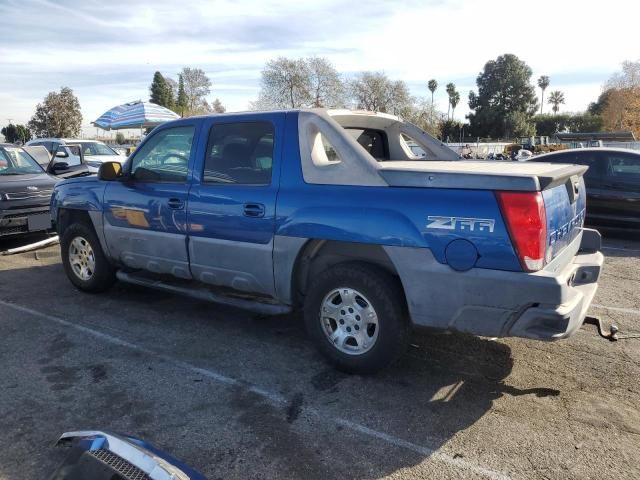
[304,262,409,374]
[61,221,116,292]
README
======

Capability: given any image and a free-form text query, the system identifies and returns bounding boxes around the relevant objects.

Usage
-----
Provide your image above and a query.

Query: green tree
[450,90,461,119]
[16,125,31,143]
[28,87,82,138]
[176,74,188,117]
[537,75,550,114]
[533,113,571,136]
[1,123,31,143]
[588,89,612,116]
[467,54,538,138]
[439,119,464,142]
[115,132,126,145]
[445,82,455,119]
[548,90,565,114]
[568,112,603,132]
[427,79,438,108]
[149,71,174,109]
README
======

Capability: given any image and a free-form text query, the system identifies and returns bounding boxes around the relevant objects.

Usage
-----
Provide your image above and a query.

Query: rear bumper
[508,243,603,340]
[384,228,604,340]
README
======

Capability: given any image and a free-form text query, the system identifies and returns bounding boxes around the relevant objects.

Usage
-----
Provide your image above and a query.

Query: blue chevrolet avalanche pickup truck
[51,109,604,373]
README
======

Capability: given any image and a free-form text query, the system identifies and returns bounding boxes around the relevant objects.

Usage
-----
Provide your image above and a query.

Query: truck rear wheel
[61,222,115,292]
[304,262,409,374]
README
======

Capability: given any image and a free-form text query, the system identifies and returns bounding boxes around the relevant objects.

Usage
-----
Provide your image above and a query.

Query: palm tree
[428,79,438,108]
[548,90,565,114]
[537,75,550,114]
[445,82,455,120]
[450,91,461,119]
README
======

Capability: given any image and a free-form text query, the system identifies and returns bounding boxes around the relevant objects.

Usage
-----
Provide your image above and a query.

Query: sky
[1,0,639,137]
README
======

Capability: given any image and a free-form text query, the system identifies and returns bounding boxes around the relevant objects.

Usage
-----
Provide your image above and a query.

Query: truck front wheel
[304,262,409,373]
[61,222,116,292]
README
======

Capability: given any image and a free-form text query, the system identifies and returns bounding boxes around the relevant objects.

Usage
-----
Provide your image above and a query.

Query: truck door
[187,114,283,296]
[102,124,198,279]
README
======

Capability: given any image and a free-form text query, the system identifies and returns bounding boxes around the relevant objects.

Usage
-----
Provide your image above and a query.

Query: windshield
[81,142,117,156]
[0,146,44,175]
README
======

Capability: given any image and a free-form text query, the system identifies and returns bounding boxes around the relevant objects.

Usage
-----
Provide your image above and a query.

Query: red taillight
[496,191,547,272]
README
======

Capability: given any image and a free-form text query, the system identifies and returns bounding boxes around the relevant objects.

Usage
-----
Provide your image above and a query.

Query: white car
[25,138,125,172]
[514,149,533,161]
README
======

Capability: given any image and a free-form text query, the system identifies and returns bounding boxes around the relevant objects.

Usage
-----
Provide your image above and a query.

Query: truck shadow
[0,260,561,479]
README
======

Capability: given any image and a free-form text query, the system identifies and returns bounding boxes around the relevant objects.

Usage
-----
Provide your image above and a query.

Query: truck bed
[378,160,588,192]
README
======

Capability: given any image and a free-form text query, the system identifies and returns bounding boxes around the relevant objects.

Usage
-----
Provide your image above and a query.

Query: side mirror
[98,161,122,181]
[55,150,69,158]
[51,161,70,171]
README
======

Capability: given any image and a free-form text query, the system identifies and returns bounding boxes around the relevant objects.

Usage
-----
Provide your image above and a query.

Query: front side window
[81,142,118,156]
[130,126,195,182]
[204,122,273,185]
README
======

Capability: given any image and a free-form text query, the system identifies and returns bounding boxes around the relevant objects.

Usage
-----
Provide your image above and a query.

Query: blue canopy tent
[92,101,180,138]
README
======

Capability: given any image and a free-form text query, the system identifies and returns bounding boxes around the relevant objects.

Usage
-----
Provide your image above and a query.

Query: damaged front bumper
[50,431,206,480]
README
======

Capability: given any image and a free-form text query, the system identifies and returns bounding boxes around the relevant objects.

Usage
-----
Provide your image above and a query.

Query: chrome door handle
[167,198,184,209]
[243,203,265,218]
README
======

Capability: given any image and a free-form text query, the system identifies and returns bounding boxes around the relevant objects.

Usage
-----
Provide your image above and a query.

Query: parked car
[51,109,603,373]
[514,148,533,161]
[0,144,58,237]
[532,148,640,229]
[26,138,124,172]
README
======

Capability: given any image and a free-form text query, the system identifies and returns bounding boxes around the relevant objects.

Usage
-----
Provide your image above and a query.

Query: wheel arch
[288,239,403,307]
[57,208,111,261]
[56,208,93,235]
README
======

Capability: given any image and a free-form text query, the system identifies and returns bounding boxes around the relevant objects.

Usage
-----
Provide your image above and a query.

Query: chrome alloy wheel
[68,236,96,281]
[320,287,379,355]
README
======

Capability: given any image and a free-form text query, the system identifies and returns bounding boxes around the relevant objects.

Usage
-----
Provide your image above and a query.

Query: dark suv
[532,148,640,229]
[0,144,58,237]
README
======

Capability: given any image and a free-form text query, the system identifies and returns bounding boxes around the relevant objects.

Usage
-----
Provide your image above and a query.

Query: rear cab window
[345,128,389,160]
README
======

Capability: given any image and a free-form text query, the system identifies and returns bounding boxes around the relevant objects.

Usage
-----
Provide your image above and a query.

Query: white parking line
[591,304,640,316]
[0,299,511,480]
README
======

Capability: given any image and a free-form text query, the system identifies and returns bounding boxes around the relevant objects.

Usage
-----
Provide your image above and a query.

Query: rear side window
[606,153,640,183]
[204,122,274,185]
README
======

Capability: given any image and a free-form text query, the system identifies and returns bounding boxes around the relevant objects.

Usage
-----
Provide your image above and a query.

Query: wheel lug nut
[356,315,361,321]
[341,310,345,315]
[346,327,351,332]
[355,325,359,330]
[339,319,344,325]
[348,308,353,313]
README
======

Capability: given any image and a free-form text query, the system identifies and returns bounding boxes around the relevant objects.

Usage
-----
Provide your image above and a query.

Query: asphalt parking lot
[1,230,639,480]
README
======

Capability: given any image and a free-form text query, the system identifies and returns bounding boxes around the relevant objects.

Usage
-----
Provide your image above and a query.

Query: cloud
[0,0,636,131]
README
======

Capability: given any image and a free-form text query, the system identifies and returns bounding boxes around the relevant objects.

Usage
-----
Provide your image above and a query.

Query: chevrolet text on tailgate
[51,109,604,373]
